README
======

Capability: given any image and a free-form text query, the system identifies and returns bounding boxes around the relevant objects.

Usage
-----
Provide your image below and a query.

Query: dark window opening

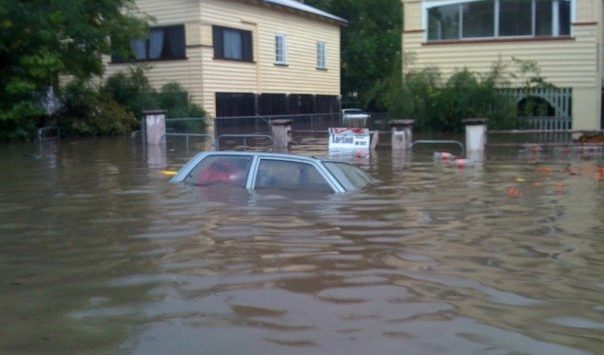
[216,93,256,117]
[518,96,556,117]
[112,25,185,62]
[258,94,288,116]
[213,26,253,62]
[315,95,339,114]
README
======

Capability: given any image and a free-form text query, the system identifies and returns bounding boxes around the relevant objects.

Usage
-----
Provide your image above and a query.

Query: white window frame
[274,34,287,65]
[422,0,576,42]
[317,41,327,69]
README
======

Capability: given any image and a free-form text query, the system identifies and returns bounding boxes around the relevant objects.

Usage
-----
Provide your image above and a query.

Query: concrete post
[463,118,487,152]
[390,119,415,151]
[144,110,167,146]
[271,119,292,151]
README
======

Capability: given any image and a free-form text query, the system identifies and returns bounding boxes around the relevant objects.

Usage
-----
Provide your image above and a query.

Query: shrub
[102,66,155,120]
[384,65,518,132]
[102,69,206,132]
[57,80,137,137]
[157,83,206,132]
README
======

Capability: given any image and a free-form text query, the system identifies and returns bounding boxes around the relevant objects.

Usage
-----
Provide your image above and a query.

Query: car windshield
[323,162,372,191]
[344,109,364,114]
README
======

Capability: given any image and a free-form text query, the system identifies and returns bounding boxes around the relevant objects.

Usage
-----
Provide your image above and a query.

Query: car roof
[199,151,347,165]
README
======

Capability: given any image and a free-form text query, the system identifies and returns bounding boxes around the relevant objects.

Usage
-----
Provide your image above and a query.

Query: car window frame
[183,154,254,188]
[250,157,342,193]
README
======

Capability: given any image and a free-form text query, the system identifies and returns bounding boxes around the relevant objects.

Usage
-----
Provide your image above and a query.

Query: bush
[102,69,206,132]
[57,80,137,137]
[384,65,518,132]
[102,66,155,120]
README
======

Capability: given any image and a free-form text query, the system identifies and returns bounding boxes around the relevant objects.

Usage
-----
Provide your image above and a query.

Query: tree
[0,0,147,139]
[305,0,402,109]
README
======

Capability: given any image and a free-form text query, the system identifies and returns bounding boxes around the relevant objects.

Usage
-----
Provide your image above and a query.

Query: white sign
[328,127,370,152]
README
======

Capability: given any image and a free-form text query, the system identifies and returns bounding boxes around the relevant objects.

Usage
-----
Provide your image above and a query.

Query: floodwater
[1,137,603,355]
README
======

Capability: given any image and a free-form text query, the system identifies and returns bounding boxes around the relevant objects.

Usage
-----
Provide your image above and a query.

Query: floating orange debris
[454,159,471,169]
[507,187,521,198]
[537,167,552,174]
[556,182,564,193]
[434,152,455,161]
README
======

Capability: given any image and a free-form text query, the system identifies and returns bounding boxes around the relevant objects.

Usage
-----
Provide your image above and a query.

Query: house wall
[199,0,341,117]
[402,0,602,130]
[104,0,341,124]
[104,0,205,108]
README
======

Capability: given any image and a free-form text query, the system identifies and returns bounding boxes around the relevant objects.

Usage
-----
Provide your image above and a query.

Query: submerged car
[341,108,370,122]
[170,151,373,193]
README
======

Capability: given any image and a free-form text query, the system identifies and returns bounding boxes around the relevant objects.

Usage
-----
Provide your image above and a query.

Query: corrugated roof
[263,0,347,25]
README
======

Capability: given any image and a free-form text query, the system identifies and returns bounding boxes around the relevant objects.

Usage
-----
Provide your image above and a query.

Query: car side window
[254,159,333,192]
[185,155,252,187]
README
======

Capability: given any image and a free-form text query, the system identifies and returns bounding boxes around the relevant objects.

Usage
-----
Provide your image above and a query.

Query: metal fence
[519,116,572,130]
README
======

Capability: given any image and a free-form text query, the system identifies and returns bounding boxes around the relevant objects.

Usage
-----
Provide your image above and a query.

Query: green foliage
[102,68,206,119]
[384,66,518,132]
[156,82,206,133]
[54,68,205,137]
[0,0,148,140]
[57,80,137,137]
[102,66,155,120]
[304,0,402,108]
[510,57,558,117]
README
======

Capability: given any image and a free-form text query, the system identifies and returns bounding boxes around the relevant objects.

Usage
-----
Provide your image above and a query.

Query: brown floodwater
[0,137,603,354]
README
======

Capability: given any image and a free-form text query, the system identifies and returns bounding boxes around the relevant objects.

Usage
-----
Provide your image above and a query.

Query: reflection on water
[0,137,603,354]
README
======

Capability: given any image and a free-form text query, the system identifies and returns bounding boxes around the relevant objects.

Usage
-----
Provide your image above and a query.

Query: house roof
[261,0,347,25]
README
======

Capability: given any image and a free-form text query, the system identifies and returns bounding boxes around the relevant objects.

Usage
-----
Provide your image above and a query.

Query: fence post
[270,119,292,152]
[463,118,487,162]
[390,119,415,151]
[143,110,167,146]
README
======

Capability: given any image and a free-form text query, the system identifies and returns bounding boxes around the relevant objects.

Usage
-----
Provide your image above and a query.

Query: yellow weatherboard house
[105,0,346,131]
[401,0,603,130]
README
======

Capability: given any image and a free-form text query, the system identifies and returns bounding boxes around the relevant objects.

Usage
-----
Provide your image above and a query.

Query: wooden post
[390,119,415,151]
[271,119,292,151]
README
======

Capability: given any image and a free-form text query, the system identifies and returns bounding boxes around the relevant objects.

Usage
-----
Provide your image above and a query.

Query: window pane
[255,160,332,192]
[131,39,146,60]
[186,156,252,187]
[149,29,165,59]
[317,42,326,68]
[224,29,243,59]
[275,35,285,63]
[462,0,494,38]
[166,26,185,58]
[324,162,371,190]
[535,0,553,36]
[559,0,570,35]
[241,30,253,61]
[428,4,460,40]
[499,0,532,36]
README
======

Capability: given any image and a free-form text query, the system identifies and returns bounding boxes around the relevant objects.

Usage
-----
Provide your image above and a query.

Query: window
[255,160,333,192]
[113,25,185,62]
[426,0,572,41]
[275,35,287,65]
[462,1,494,38]
[186,155,252,187]
[428,4,460,40]
[213,26,253,62]
[499,0,532,36]
[317,41,327,69]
